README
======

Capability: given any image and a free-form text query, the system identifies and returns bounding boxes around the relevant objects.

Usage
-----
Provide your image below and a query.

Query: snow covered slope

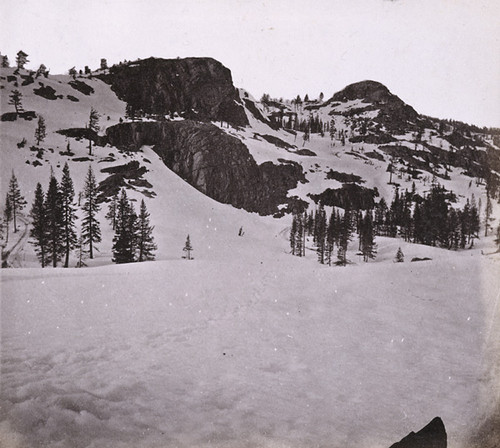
[1,59,499,448]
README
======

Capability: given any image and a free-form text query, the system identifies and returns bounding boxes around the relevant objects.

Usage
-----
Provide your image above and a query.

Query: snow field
[1,249,499,448]
[1,66,500,448]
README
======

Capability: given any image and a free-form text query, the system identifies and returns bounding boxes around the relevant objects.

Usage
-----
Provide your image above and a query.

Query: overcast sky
[1,0,499,127]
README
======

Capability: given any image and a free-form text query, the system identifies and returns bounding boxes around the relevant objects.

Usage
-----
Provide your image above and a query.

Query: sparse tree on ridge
[7,172,26,233]
[16,50,29,69]
[8,89,23,114]
[183,234,193,260]
[29,183,48,267]
[136,199,157,262]
[68,67,77,79]
[60,163,77,268]
[34,115,47,145]
[81,166,101,259]
[1,54,9,68]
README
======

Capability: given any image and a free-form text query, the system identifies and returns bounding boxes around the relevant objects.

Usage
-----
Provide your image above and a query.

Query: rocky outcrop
[106,120,306,215]
[330,80,419,132]
[389,417,447,448]
[99,57,248,127]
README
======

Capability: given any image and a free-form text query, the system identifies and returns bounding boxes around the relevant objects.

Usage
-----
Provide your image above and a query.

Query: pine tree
[106,193,119,230]
[8,89,23,114]
[87,107,100,155]
[325,209,337,266]
[315,206,327,264]
[1,54,9,68]
[183,234,193,260]
[290,214,297,255]
[329,119,336,145]
[494,224,500,252]
[112,189,137,264]
[7,172,26,233]
[34,115,47,145]
[45,173,64,267]
[75,231,88,268]
[360,213,377,262]
[60,163,77,267]
[81,166,101,259]
[395,247,404,263]
[337,210,352,266]
[16,50,29,69]
[29,183,48,267]
[136,199,156,262]
[3,194,13,244]
[484,193,493,237]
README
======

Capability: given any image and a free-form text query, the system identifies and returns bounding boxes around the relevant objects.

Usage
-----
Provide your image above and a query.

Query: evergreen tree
[60,162,77,267]
[8,89,23,114]
[395,247,404,263]
[112,189,137,264]
[3,194,13,243]
[1,54,9,68]
[87,107,100,155]
[7,172,26,233]
[329,119,336,145]
[337,209,352,266]
[29,183,48,267]
[16,50,29,69]
[494,224,500,252]
[183,234,193,260]
[484,193,493,237]
[81,166,101,259]
[290,214,297,255]
[360,213,377,262]
[325,209,337,266]
[295,213,304,257]
[315,206,327,264]
[34,115,47,145]
[106,193,119,230]
[75,231,88,268]
[136,199,157,262]
[45,173,64,267]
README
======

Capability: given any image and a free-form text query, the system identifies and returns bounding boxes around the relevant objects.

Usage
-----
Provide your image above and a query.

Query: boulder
[389,417,447,448]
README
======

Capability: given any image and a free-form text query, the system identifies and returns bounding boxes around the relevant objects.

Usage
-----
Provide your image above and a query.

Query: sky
[1,0,499,127]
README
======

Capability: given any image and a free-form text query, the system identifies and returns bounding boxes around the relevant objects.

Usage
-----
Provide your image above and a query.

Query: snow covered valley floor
[1,249,499,448]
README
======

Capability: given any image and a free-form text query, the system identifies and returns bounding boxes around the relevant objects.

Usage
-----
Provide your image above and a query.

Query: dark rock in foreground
[389,417,447,448]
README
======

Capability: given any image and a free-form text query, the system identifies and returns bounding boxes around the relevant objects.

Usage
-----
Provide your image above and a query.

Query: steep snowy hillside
[1,57,499,448]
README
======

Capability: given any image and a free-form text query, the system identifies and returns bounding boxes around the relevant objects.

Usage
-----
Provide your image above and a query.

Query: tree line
[1,167,157,267]
[290,182,494,266]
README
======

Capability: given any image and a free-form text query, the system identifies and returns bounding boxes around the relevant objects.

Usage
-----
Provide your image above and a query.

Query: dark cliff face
[106,120,305,215]
[99,57,249,127]
[331,80,419,131]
